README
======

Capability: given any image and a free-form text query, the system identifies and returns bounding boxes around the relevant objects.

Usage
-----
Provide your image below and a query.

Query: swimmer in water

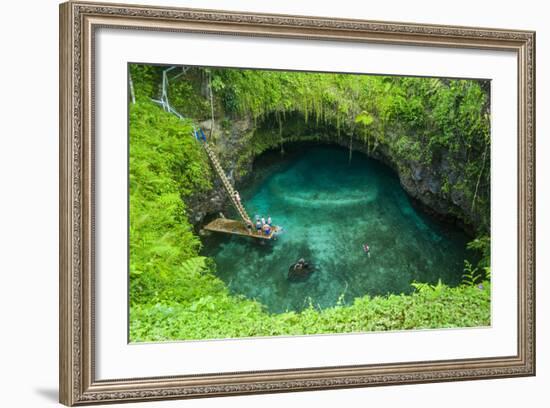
[363,243,371,258]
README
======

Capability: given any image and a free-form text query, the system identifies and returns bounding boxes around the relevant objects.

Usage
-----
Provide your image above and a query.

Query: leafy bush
[129,100,212,305]
[131,280,491,341]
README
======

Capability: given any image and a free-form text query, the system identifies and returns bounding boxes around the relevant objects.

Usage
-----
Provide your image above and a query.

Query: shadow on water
[201,144,476,313]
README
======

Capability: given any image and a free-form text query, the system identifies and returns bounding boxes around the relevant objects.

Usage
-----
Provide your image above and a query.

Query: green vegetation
[462,235,491,285]
[132,279,490,341]
[129,64,491,342]
[129,99,213,306]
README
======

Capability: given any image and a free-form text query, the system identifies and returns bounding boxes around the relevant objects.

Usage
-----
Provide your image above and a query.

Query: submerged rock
[288,260,315,282]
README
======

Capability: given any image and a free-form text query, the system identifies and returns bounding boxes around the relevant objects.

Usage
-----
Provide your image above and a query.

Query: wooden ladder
[203,142,253,227]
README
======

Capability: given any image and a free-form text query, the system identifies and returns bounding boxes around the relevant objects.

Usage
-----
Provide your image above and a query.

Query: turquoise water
[202,145,474,313]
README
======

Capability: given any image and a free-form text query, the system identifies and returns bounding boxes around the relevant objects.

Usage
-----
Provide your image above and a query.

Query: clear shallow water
[202,145,475,313]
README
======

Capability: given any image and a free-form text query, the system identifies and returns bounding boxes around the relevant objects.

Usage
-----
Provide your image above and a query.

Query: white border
[95,28,518,380]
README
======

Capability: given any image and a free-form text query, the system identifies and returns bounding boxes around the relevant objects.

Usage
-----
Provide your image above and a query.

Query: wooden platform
[203,218,278,240]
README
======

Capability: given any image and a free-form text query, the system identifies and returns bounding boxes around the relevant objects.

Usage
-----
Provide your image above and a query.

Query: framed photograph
[59,1,536,405]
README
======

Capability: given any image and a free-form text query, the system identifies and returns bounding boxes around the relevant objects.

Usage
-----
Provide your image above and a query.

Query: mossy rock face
[232,114,486,233]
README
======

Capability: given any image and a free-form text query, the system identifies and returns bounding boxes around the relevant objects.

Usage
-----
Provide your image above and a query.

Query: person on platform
[255,219,262,234]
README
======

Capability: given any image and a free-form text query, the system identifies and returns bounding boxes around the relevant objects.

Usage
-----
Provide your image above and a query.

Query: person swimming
[363,243,371,258]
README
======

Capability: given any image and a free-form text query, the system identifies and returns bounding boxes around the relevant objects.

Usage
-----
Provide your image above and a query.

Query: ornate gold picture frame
[59,1,535,405]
